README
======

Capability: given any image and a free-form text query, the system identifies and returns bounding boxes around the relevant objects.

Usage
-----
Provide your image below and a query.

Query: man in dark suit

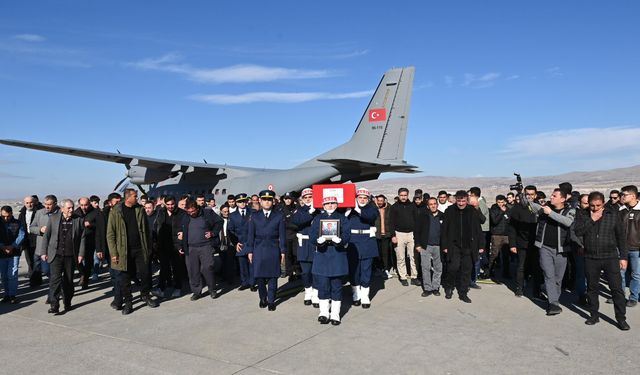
[18,195,40,286]
[246,190,286,311]
[40,199,85,314]
[227,193,255,291]
[441,190,486,303]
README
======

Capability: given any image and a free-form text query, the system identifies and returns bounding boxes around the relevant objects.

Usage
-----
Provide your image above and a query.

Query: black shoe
[304,300,312,306]
[585,316,600,325]
[63,302,73,312]
[1,296,9,303]
[110,301,123,311]
[546,304,563,316]
[48,304,60,314]
[421,290,432,297]
[142,296,158,308]
[312,303,319,308]
[445,289,453,299]
[268,303,276,311]
[210,291,219,299]
[470,283,481,290]
[411,279,421,286]
[459,295,472,303]
[618,319,631,331]
[626,300,637,308]
[515,289,523,297]
[400,279,409,286]
[8,296,18,304]
[362,303,370,309]
[432,290,441,297]
[250,286,258,292]
[122,302,133,315]
[238,285,250,291]
[318,316,329,324]
[330,319,341,326]
[190,293,201,301]
[353,299,361,306]
[259,299,268,308]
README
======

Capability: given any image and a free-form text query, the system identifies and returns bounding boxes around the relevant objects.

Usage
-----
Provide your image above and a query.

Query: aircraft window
[222,189,227,195]
[215,189,220,195]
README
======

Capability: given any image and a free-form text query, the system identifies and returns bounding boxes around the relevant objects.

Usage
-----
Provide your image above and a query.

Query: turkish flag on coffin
[368,108,386,122]
[312,184,356,209]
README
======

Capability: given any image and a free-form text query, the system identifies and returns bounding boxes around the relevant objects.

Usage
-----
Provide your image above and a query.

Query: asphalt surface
[1,259,637,375]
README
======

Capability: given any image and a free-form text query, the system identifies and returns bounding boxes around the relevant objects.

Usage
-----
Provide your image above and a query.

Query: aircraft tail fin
[307,67,416,169]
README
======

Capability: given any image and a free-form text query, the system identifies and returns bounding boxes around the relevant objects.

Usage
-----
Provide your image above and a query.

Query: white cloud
[13,34,45,42]
[545,66,563,77]
[501,126,640,157]
[190,90,373,105]
[128,53,334,83]
[462,72,501,88]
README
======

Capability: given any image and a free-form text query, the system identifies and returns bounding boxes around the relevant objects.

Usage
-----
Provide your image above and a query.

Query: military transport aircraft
[1,67,418,198]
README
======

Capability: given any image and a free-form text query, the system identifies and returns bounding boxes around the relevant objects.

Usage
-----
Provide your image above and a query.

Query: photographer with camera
[522,186,577,316]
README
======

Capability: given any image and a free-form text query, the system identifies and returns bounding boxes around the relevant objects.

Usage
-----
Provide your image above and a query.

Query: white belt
[351,227,377,238]
[296,233,310,246]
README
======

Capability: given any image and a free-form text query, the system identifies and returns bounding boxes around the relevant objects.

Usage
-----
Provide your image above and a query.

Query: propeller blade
[113,176,128,191]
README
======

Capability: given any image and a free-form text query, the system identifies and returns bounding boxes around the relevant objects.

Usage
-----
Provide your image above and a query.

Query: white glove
[331,236,341,244]
[354,205,362,214]
[309,206,316,214]
[317,237,326,245]
[345,209,352,217]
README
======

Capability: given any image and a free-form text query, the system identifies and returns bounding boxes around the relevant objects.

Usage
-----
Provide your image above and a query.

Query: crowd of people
[1,181,637,330]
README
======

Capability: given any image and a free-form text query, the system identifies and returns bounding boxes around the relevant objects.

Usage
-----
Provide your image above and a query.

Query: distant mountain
[364,165,640,202]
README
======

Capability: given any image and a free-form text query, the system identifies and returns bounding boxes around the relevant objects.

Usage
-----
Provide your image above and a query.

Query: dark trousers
[238,255,254,287]
[219,248,236,283]
[348,256,373,288]
[515,246,542,294]
[120,247,151,302]
[24,245,43,285]
[314,274,343,300]
[444,248,473,295]
[376,237,392,271]
[284,238,299,276]
[158,247,187,290]
[256,277,277,303]
[585,257,626,321]
[49,255,75,306]
[186,245,216,294]
[300,261,313,288]
[488,235,509,276]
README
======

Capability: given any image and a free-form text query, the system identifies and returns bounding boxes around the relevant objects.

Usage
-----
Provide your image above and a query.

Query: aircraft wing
[0,139,227,169]
[317,158,420,173]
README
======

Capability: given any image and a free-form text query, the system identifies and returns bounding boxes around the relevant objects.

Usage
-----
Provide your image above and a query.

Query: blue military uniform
[291,198,320,305]
[309,201,351,324]
[245,190,286,310]
[227,194,255,289]
[346,202,379,306]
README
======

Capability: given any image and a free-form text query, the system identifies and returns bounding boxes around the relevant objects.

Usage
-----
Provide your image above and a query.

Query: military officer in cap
[346,187,379,308]
[246,190,286,311]
[309,196,351,325]
[292,188,320,307]
[227,193,256,291]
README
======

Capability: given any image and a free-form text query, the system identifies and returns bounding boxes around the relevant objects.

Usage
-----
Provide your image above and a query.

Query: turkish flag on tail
[368,108,386,122]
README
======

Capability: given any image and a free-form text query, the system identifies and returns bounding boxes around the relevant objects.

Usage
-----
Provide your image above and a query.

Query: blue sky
[1,1,639,198]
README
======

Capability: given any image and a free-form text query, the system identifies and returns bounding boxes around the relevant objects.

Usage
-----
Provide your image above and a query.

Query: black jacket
[441,204,486,260]
[414,210,443,249]
[508,203,537,249]
[574,207,627,260]
[489,204,511,236]
[389,200,419,233]
[155,207,186,251]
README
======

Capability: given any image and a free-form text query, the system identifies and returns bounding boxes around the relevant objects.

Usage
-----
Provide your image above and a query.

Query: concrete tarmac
[1,260,637,375]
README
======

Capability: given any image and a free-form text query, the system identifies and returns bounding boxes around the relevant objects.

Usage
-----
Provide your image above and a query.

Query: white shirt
[438,201,452,213]
[262,209,271,218]
[25,209,34,234]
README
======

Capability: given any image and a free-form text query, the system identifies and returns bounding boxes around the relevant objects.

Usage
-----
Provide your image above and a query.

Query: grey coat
[31,207,59,256]
[40,212,86,263]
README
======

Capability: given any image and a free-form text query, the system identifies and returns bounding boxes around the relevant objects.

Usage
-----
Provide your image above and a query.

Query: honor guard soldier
[309,196,351,325]
[227,193,256,291]
[292,188,321,307]
[346,188,379,308]
[246,190,286,311]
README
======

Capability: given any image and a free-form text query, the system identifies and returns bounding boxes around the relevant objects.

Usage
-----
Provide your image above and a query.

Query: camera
[510,173,523,193]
